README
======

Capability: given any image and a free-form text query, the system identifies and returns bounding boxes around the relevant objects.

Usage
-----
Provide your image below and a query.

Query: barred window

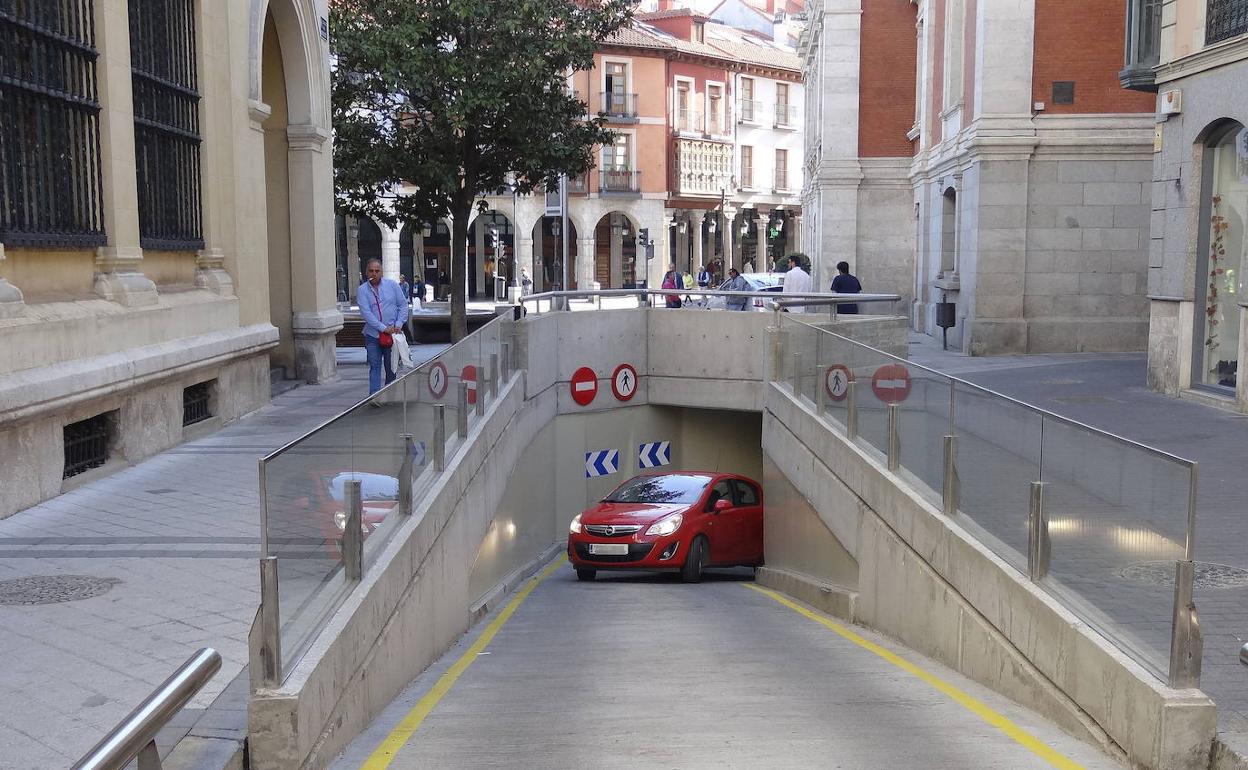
[0,0,107,247]
[129,0,202,250]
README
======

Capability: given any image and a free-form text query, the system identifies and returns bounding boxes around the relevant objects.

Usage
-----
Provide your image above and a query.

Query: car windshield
[602,475,711,504]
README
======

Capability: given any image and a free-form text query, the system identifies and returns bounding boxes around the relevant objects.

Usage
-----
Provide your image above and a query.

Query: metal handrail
[519,288,902,307]
[72,648,221,770]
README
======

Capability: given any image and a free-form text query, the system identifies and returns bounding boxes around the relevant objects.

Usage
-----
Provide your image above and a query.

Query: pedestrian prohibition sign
[825,365,853,401]
[871,363,912,403]
[570,366,598,406]
[462,364,478,405]
[428,361,448,399]
[612,363,638,402]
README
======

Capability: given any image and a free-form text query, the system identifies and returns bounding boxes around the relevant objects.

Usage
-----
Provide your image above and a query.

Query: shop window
[1195,122,1248,391]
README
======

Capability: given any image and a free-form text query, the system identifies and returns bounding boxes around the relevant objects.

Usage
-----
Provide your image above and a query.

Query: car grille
[584,524,642,538]
[574,542,655,563]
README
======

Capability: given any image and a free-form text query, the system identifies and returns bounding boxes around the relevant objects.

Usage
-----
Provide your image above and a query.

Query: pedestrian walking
[723,267,750,311]
[780,254,811,313]
[359,259,409,395]
[697,265,711,289]
[521,268,533,296]
[412,275,426,306]
[831,260,862,315]
[399,274,410,304]
[662,264,684,308]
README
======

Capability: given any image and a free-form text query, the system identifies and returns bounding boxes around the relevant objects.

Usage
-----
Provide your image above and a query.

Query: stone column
[723,209,737,272]
[0,244,25,318]
[756,211,770,271]
[689,210,705,273]
[92,0,157,307]
[789,213,803,253]
[381,224,401,280]
[346,216,362,302]
[577,237,596,290]
[517,236,535,292]
[532,224,544,292]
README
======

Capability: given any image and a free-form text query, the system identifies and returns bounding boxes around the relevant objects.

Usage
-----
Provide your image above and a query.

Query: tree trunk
[450,198,471,342]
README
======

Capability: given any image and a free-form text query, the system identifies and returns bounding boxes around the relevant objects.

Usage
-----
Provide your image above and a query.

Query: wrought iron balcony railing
[774,104,798,128]
[599,92,639,119]
[737,99,763,123]
[676,108,702,133]
[1207,0,1248,45]
[599,168,640,194]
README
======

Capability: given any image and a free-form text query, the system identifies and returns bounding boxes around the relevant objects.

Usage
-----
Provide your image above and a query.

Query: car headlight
[645,513,683,537]
[333,511,347,531]
[569,513,582,534]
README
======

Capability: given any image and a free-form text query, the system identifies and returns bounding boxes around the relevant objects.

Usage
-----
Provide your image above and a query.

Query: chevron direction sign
[585,449,619,478]
[638,441,671,469]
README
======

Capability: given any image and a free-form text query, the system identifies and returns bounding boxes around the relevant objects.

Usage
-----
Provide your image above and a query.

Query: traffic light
[637,227,649,247]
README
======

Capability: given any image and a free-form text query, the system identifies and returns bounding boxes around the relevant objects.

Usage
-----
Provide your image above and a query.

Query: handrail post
[1169,559,1203,688]
[433,404,446,471]
[489,352,499,398]
[501,342,511,382]
[886,403,900,471]
[845,380,858,439]
[458,381,469,438]
[1027,481,1050,581]
[942,435,958,516]
[815,364,826,414]
[791,352,802,398]
[343,479,363,581]
[398,434,414,515]
[259,556,280,685]
[475,371,486,416]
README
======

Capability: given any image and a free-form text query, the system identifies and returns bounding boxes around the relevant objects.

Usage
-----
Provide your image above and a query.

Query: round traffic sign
[825,365,853,401]
[462,364,478,405]
[871,363,912,404]
[611,363,638,402]
[428,361,449,399]
[570,366,599,406]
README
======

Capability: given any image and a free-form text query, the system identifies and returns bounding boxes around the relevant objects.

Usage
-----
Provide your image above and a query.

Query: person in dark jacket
[830,260,862,314]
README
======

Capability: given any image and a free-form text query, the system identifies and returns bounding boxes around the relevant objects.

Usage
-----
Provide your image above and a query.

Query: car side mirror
[714,499,732,512]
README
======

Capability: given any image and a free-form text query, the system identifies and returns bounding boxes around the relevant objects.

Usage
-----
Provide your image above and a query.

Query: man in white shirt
[780,255,812,313]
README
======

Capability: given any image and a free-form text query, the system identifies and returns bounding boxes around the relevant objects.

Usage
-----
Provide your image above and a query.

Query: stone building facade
[0,0,339,517]
[802,0,1156,354]
[1123,0,1248,411]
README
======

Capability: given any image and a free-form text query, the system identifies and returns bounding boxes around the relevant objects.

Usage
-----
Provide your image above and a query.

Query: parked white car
[701,273,785,311]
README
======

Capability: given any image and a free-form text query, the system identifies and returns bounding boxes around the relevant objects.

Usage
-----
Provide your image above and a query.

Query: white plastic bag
[390,332,413,371]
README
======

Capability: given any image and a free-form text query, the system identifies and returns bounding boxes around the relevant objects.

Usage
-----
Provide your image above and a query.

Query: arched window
[1195,121,1248,390]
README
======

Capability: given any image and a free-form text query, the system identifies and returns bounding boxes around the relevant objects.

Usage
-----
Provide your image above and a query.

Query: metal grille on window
[0,0,106,247]
[63,413,110,479]
[129,0,203,250]
[1207,0,1248,44]
[183,381,211,426]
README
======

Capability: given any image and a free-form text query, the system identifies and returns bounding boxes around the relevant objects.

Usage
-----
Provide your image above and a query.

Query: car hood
[581,501,688,525]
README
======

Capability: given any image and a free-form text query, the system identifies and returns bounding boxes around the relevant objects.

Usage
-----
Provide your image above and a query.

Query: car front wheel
[680,536,707,584]
[576,568,596,582]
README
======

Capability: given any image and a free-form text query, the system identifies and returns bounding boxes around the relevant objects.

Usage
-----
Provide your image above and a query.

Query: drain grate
[0,575,121,605]
[1118,561,1248,590]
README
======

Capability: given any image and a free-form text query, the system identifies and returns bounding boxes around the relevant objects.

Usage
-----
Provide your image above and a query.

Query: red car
[272,470,398,558]
[567,472,764,583]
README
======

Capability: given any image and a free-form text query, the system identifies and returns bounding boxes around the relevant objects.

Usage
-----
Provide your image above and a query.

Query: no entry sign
[871,363,912,403]
[612,363,638,402]
[825,365,853,401]
[570,366,598,406]
[428,361,448,399]
[462,364,478,405]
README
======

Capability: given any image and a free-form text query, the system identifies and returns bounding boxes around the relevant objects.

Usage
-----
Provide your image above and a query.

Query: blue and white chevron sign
[585,449,619,478]
[638,441,671,469]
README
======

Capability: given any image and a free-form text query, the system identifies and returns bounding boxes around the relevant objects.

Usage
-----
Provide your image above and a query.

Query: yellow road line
[361,557,566,770]
[744,583,1086,770]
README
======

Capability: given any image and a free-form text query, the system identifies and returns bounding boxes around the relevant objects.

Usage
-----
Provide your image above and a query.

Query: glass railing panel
[1039,415,1190,681]
[785,318,820,409]
[850,346,897,464]
[897,369,953,509]
[951,387,1042,574]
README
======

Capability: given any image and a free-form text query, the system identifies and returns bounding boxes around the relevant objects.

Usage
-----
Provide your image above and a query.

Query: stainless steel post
[489,353,499,398]
[791,353,802,398]
[886,403,900,471]
[845,380,858,439]
[475,374,485,416]
[815,366,826,414]
[433,404,446,472]
[343,479,363,581]
[259,556,281,684]
[398,434,414,515]
[1169,559,1203,689]
[1027,481,1050,581]
[1185,463,1198,562]
[457,381,469,438]
[942,435,958,516]
[501,342,511,382]
[258,459,270,558]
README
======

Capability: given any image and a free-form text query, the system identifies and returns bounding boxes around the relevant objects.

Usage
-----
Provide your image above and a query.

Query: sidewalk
[907,332,1248,738]
[0,344,443,769]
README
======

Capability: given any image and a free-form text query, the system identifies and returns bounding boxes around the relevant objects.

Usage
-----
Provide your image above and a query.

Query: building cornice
[1155,35,1248,85]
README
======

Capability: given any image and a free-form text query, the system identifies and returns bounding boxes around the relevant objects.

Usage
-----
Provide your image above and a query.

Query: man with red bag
[359,259,409,395]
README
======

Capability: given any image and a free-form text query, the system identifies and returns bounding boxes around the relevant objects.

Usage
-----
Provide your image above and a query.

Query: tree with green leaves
[332,0,632,340]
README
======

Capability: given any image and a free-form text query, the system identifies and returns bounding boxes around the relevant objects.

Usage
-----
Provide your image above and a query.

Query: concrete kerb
[760,382,1216,770]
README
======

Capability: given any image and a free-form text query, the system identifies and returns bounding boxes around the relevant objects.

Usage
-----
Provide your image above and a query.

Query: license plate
[588,543,629,556]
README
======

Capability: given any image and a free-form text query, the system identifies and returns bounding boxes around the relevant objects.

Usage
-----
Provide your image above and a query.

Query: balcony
[774,104,798,128]
[567,174,588,194]
[1120,0,1162,91]
[599,92,639,121]
[673,137,734,197]
[1207,0,1248,45]
[599,167,641,195]
[737,99,763,123]
[676,108,703,134]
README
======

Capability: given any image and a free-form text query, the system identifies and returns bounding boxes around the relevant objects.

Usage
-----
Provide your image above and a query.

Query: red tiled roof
[636,7,711,21]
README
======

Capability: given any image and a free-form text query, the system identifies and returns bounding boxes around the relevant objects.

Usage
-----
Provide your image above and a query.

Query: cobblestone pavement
[905,332,1248,737]
[0,345,444,769]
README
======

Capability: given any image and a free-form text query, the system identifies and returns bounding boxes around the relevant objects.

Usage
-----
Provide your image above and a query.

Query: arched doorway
[592,212,639,289]
[532,217,579,292]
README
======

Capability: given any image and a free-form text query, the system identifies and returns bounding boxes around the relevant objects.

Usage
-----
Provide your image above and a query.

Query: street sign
[462,364,478,405]
[825,365,853,402]
[612,363,638,402]
[638,441,671,469]
[570,366,598,406]
[428,361,448,399]
[871,363,912,403]
[585,449,619,478]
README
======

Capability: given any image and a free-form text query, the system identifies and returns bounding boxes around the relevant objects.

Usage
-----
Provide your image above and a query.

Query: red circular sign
[871,363,912,404]
[825,365,853,401]
[570,367,599,406]
[428,361,449,399]
[611,363,638,402]
[462,364,478,405]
